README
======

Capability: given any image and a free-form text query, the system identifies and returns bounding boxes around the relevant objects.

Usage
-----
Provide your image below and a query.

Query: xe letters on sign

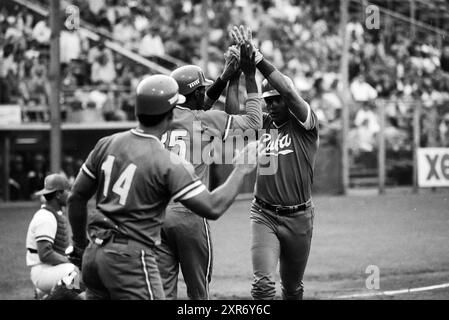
[417,148,449,187]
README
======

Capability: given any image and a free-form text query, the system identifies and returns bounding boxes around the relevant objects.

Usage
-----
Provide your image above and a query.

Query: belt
[112,234,131,245]
[254,197,311,215]
[93,234,152,251]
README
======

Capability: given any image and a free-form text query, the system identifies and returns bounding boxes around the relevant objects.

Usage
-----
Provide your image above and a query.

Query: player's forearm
[37,241,70,265]
[224,74,240,115]
[67,192,89,250]
[245,73,258,95]
[257,58,309,122]
[206,76,227,103]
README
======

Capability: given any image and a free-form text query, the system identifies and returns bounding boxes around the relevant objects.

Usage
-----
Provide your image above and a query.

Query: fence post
[378,100,386,194]
[413,101,421,193]
[339,0,350,195]
[49,0,61,173]
[2,134,11,201]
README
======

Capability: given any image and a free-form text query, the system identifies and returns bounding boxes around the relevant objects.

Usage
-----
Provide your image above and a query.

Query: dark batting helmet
[261,76,295,98]
[135,74,186,116]
[170,65,213,96]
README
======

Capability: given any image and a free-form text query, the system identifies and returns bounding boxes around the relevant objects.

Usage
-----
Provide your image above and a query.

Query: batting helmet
[261,76,295,98]
[135,74,186,116]
[170,65,213,96]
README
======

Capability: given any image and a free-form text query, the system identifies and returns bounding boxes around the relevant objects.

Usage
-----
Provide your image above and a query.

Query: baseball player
[67,74,259,300]
[156,42,262,300]
[231,25,319,300]
[25,173,83,299]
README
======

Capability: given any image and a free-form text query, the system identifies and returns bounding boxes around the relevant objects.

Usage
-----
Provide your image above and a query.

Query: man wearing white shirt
[138,26,165,59]
[26,174,83,299]
[350,75,378,102]
[32,19,51,44]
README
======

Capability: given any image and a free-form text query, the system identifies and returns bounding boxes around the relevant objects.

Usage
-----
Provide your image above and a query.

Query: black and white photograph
[0,0,448,308]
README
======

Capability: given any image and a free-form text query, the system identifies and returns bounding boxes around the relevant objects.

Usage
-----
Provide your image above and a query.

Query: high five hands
[229,25,263,65]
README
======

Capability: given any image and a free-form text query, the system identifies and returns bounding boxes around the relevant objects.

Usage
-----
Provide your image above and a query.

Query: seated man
[25,173,83,299]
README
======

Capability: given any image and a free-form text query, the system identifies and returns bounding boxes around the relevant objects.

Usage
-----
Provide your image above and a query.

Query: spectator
[384,117,409,152]
[32,19,50,44]
[350,74,378,102]
[94,8,113,32]
[88,0,106,16]
[60,28,86,64]
[439,113,449,147]
[354,101,380,135]
[112,16,137,50]
[18,60,51,120]
[90,50,116,85]
[61,64,78,89]
[348,118,377,155]
[138,25,165,60]
[0,43,17,103]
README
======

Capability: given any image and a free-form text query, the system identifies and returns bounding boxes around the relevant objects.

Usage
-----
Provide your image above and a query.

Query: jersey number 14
[101,155,137,205]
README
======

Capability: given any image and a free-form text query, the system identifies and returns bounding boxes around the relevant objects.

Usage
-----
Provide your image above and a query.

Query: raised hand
[230,25,248,46]
[239,40,256,76]
[230,25,263,64]
[221,46,241,81]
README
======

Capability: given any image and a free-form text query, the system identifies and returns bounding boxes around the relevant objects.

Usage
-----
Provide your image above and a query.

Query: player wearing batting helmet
[67,74,259,300]
[231,25,319,300]
[155,41,263,300]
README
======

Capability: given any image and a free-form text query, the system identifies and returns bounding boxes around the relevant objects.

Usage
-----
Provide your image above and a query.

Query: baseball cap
[35,174,71,196]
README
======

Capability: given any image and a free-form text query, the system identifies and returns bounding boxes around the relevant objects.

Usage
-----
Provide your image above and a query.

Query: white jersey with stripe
[26,206,60,266]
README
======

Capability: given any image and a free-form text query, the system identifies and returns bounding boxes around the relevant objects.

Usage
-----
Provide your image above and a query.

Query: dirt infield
[1,189,448,300]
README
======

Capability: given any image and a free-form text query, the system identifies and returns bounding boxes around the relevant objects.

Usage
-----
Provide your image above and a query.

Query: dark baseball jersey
[81,129,205,247]
[162,94,262,187]
[161,106,231,188]
[255,109,319,205]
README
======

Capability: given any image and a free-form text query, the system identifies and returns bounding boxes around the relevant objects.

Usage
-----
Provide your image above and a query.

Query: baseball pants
[250,200,314,300]
[81,238,164,300]
[30,263,79,294]
[156,205,212,300]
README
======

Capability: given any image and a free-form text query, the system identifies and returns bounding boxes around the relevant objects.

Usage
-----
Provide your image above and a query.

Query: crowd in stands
[1,0,449,193]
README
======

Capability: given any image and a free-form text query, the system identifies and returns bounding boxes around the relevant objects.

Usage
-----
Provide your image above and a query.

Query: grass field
[1,188,449,300]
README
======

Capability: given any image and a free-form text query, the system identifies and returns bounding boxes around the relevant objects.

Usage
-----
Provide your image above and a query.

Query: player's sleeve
[33,210,57,244]
[289,103,317,131]
[36,240,70,265]
[81,136,110,180]
[229,93,263,131]
[198,110,233,141]
[166,155,207,202]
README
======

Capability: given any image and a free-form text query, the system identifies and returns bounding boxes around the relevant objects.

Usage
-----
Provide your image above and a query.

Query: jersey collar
[175,105,191,111]
[266,113,288,129]
[131,129,164,147]
[272,120,288,129]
